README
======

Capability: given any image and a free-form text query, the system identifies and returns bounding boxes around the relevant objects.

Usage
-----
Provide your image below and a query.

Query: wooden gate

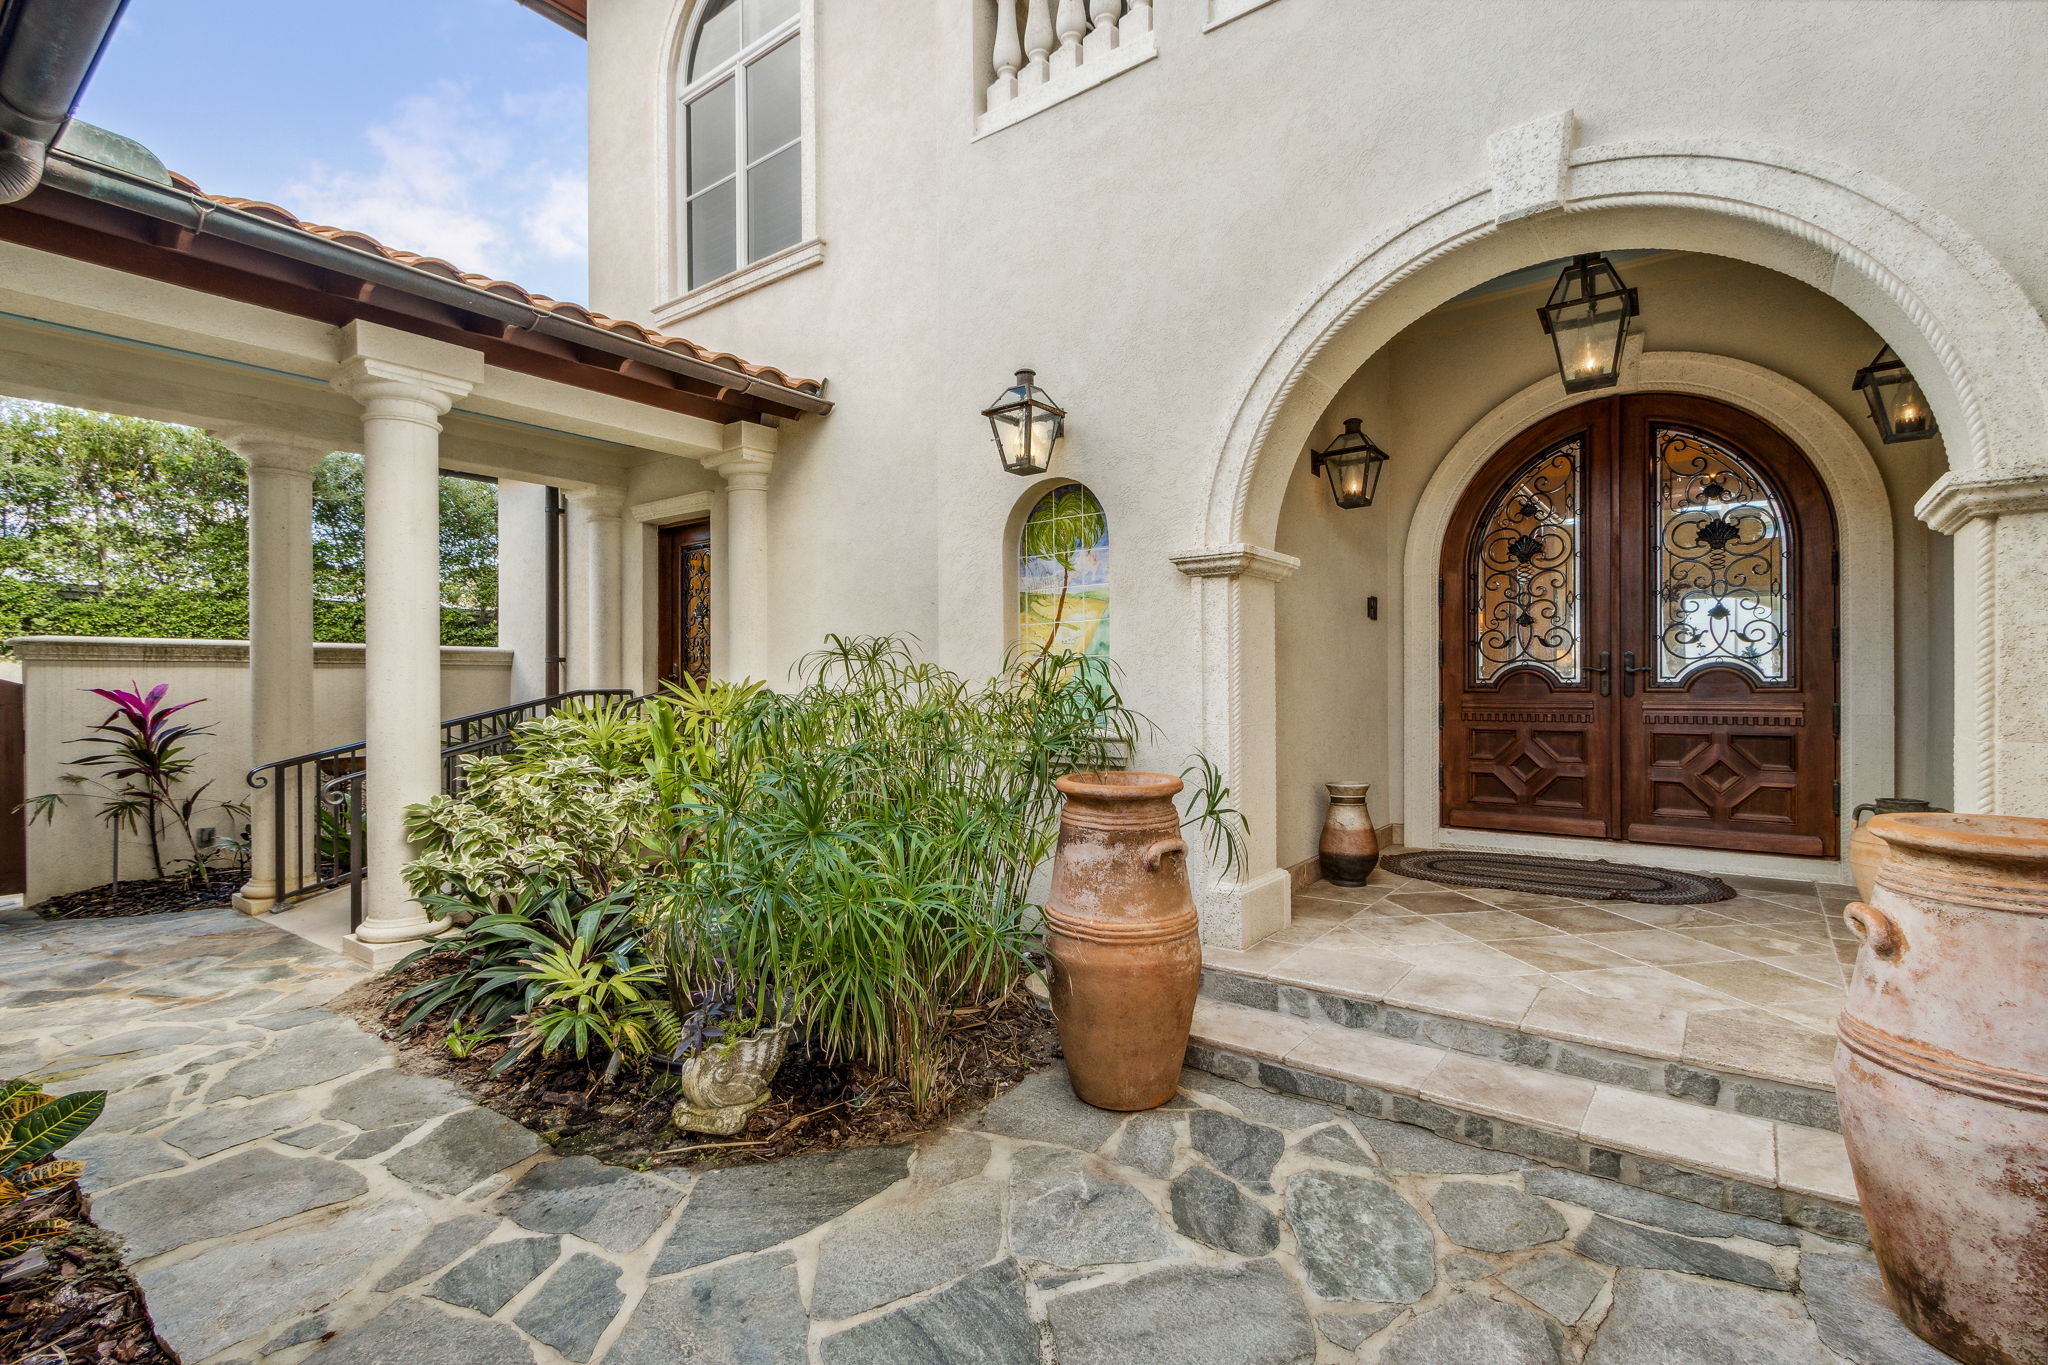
[0,679,23,896]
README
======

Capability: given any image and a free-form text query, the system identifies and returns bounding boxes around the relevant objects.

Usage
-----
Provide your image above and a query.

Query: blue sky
[76,0,591,303]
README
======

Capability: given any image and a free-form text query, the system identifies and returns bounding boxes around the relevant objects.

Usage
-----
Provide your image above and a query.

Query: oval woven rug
[1380,850,1735,904]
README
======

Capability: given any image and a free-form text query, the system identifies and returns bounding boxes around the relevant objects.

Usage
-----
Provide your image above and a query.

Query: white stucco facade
[577,0,2048,946]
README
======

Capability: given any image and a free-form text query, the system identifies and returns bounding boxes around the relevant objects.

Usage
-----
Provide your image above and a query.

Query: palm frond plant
[642,635,1158,1109]
[0,1079,105,1263]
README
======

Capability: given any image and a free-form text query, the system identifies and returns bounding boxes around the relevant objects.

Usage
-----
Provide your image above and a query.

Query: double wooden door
[1439,394,1838,857]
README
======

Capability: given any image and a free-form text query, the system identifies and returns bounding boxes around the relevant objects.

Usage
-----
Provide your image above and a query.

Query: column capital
[1917,466,2048,534]
[1171,543,1301,583]
[563,486,628,519]
[705,448,775,493]
[333,355,475,422]
[211,426,331,475]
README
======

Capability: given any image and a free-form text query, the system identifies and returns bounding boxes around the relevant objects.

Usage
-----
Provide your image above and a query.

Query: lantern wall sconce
[981,368,1067,475]
[1852,345,1939,444]
[1536,253,1640,393]
[1310,418,1391,509]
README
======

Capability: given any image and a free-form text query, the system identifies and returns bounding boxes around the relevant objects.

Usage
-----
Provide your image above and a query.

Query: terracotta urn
[1044,771,1202,1111]
[1835,812,2048,1365]
[1318,782,1381,886]
[1848,796,1944,900]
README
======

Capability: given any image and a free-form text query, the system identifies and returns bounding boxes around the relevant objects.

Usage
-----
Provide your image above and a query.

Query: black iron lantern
[981,368,1066,475]
[1536,253,1640,393]
[1852,345,1938,444]
[1310,418,1391,509]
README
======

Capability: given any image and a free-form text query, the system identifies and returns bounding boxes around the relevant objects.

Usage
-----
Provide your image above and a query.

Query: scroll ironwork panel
[682,540,712,683]
[1651,426,1792,684]
[1472,438,1584,685]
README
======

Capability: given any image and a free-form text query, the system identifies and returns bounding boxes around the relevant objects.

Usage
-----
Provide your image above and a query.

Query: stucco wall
[581,0,2040,897]
[15,638,513,903]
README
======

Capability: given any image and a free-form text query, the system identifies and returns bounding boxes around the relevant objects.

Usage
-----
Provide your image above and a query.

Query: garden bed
[332,961,1061,1170]
[31,868,240,921]
[0,1183,176,1365]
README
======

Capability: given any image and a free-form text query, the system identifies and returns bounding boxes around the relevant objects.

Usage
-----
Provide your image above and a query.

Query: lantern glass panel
[984,371,1065,475]
[1546,301,1629,392]
[1853,346,1939,444]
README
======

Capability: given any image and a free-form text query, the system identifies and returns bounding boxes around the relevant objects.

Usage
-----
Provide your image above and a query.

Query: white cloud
[285,80,588,300]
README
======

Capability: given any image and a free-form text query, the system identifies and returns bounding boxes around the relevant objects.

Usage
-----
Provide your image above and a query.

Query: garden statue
[670,1023,793,1136]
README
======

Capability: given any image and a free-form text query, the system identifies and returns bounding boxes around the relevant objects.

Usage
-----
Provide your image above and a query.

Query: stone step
[1185,997,1866,1246]
[1199,962,1842,1135]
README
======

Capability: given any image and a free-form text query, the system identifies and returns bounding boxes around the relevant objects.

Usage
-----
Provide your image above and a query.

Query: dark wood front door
[1440,394,1838,857]
[657,521,711,689]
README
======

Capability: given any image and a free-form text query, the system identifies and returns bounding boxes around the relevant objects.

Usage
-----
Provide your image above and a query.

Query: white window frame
[660,0,821,321]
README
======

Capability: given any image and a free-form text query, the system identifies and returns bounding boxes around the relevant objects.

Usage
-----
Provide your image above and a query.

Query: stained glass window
[1652,427,1792,683]
[1472,439,1583,685]
[1019,483,1109,660]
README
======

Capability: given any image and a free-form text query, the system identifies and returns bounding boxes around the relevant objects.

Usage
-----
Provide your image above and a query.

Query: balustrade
[984,0,1152,128]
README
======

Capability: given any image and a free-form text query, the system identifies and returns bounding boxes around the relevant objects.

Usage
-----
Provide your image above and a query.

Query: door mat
[1381,850,1736,904]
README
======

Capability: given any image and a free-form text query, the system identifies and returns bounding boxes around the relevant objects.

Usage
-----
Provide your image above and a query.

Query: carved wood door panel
[1440,394,1839,857]
[658,521,712,688]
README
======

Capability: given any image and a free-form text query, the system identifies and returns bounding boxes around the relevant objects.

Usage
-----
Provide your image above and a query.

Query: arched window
[1019,483,1110,660]
[680,0,802,289]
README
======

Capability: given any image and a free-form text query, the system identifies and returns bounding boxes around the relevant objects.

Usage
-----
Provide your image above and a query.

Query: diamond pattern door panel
[1442,394,1838,858]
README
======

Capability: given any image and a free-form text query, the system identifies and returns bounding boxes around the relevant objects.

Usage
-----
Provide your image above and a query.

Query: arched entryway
[1439,393,1839,858]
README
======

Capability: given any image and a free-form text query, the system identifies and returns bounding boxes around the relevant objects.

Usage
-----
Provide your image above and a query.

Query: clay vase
[1848,796,1944,900]
[1044,771,1203,1111]
[1318,782,1381,886]
[1835,812,2048,1365]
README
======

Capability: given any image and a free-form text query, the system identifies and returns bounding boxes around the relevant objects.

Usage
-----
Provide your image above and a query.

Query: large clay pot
[1848,796,1944,900]
[1045,771,1202,1111]
[1835,812,2048,1365]
[1318,782,1381,886]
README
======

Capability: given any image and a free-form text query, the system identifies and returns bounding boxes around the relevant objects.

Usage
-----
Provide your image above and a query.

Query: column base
[1198,866,1293,950]
[232,885,277,917]
[341,933,430,969]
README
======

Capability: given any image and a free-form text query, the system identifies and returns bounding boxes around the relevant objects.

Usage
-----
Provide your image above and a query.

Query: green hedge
[0,581,497,652]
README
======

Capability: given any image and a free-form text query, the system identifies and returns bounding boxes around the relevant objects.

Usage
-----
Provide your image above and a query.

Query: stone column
[495,479,553,702]
[564,487,626,690]
[215,429,328,914]
[1171,542,1301,949]
[332,325,482,966]
[703,422,777,684]
[1920,467,2048,814]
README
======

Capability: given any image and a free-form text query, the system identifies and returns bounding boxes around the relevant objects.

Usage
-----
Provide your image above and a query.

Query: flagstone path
[0,905,1953,1364]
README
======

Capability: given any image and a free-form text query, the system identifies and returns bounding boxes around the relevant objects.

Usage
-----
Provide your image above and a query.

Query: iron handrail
[244,688,640,912]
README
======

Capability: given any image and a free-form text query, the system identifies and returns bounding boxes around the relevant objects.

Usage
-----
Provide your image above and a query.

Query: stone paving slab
[0,907,1955,1365]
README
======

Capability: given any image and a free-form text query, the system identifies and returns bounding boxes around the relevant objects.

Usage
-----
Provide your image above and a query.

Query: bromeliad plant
[27,683,248,884]
[0,1080,105,1262]
[392,880,678,1079]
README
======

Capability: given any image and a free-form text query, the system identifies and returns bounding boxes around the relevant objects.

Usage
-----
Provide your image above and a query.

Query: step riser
[1183,1036,1869,1247]
[1201,969,1840,1133]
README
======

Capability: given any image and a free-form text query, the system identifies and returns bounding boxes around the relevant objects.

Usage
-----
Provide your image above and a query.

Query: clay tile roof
[178,181,821,395]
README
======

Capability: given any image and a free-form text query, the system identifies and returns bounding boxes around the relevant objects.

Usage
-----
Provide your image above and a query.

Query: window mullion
[733,58,750,268]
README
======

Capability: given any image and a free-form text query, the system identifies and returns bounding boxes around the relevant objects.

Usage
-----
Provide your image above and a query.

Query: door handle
[1588,650,1612,697]
[1621,650,1654,697]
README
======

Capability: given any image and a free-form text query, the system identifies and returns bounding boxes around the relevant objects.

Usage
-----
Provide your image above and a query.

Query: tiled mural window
[1019,482,1110,660]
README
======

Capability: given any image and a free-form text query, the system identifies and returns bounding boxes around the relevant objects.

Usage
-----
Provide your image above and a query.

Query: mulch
[31,868,242,921]
[331,961,1061,1171]
[0,1183,176,1365]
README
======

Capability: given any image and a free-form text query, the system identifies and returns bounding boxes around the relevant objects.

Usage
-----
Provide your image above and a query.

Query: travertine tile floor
[1206,863,1855,1091]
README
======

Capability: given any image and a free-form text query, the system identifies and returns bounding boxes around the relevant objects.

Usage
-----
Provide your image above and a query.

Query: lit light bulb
[1893,398,1926,433]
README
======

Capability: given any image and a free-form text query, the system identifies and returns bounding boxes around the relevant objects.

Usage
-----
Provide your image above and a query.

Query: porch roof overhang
[0,134,830,428]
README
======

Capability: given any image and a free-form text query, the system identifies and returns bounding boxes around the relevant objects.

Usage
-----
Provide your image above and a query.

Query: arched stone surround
[1397,349,1895,883]
[1177,113,2048,946]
